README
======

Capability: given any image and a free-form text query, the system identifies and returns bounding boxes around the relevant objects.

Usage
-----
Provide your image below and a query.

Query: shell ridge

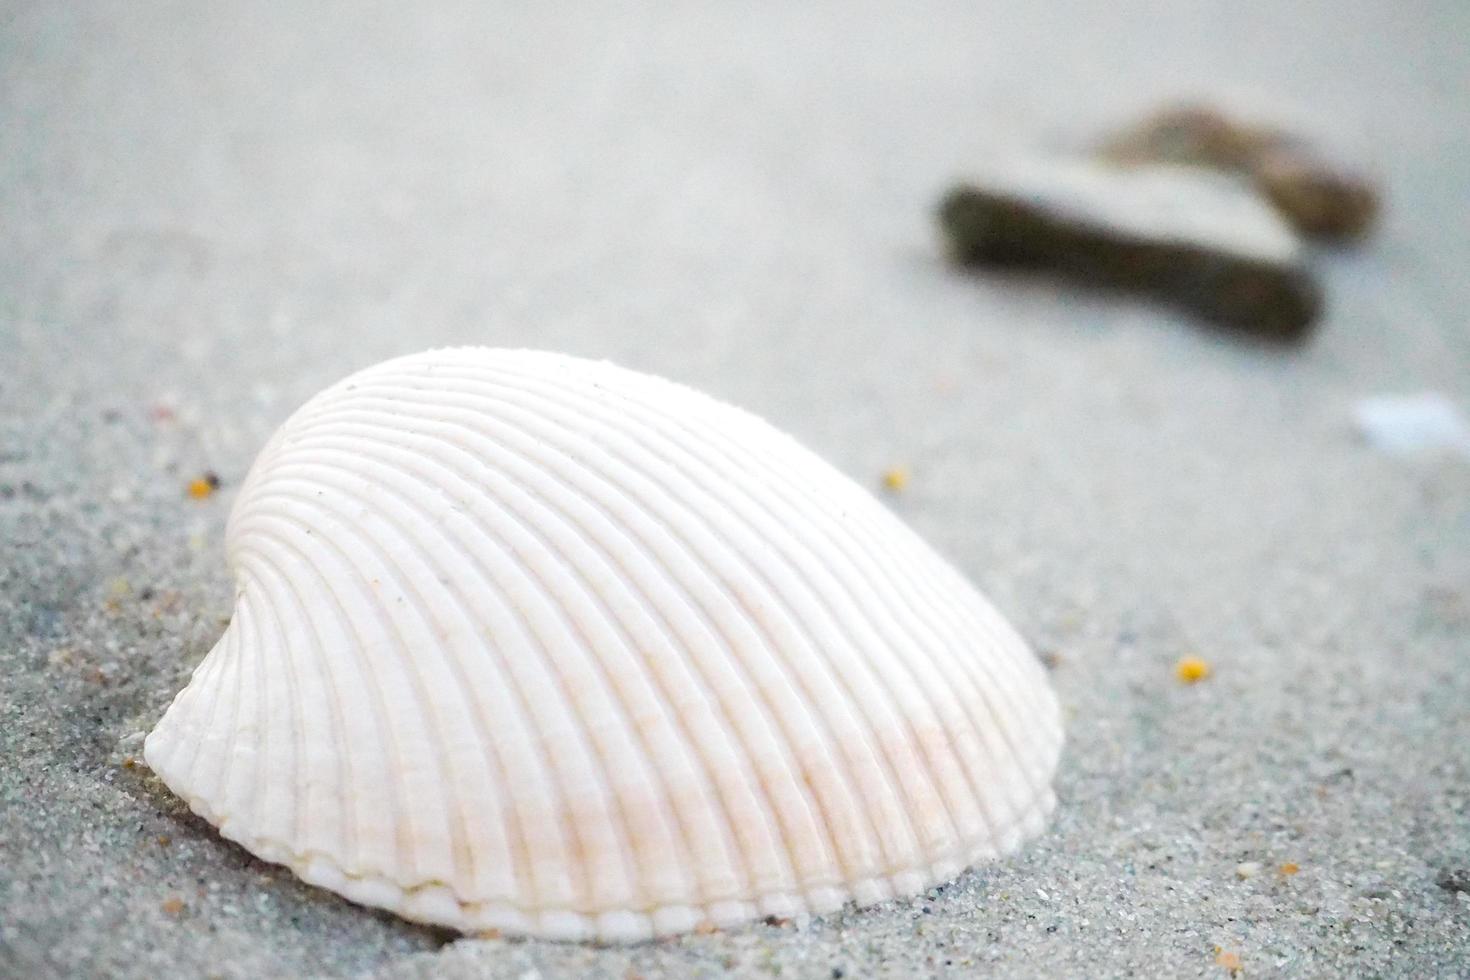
[774,507,1050,834]
[890,556,1051,835]
[216,607,254,823]
[860,507,1055,732]
[363,369,955,872]
[588,403,1001,868]
[240,486,539,905]
[155,619,233,808]
[731,468,1042,838]
[591,359,1059,735]
[206,586,285,848]
[296,390,829,899]
[379,423,723,910]
[683,396,1060,829]
[216,596,262,835]
[390,365,979,856]
[592,403,976,862]
[410,445,741,909]
[315,387,867,889]
[244,460,675,913]
[939,563,1064,746]
[362,369,910,868]
[399,366,966,867]
[168,619,232,787]
[263,442,691,915]
[269,418,772,910]
[362,380,924,883]
[840,540,1059,815]
[256,554,313,856]
[614,387,1064,858]
[229,515,414,880]
[885,550,1058,807]
[234,509,462,890]
[238,499,564,910]
[886,535,1057,742]
[420,424,806,902]
[363,360,1056,873]
[464,360,1054,858]
[218,582,289,844]
[253,517,442,880]
[235,584,281,846]
[245,548,360,874]
[270,476,523,905]
[745,524,1000,849]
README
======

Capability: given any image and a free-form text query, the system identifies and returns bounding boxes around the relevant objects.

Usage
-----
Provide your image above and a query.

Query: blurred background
[2,2,1468,978]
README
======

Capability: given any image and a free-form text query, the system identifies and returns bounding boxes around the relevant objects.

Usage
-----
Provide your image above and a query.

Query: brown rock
[1253,144,1379,241]
[1099,103,1380,242]
[938,159,1322,340]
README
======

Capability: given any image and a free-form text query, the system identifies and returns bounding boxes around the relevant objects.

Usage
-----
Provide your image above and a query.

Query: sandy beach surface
[3,1,1468,976]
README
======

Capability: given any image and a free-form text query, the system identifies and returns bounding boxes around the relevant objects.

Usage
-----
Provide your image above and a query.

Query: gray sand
[2,1,1468,977]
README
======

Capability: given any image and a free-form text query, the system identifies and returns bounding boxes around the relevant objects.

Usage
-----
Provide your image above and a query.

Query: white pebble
[1354,392,1470,455]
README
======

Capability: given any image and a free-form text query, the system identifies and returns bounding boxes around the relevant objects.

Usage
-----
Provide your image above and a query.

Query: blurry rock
[1102,105,1257,168]
[1099,104,1380,242]
[1253,145,1379,242]
[938,159,1322,340]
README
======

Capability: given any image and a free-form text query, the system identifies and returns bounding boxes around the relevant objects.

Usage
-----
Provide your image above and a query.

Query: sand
[2,1,1468,977]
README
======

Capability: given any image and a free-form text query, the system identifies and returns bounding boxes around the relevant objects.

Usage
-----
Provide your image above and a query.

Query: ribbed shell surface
[144,348,1063,941]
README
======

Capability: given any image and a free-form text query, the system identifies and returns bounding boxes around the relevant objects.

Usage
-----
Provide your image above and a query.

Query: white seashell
[145,348,1063,941]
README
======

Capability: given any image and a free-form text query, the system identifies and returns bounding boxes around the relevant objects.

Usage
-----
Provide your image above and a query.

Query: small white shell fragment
[145,348,1064,941]
[1354,392,1470,456]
